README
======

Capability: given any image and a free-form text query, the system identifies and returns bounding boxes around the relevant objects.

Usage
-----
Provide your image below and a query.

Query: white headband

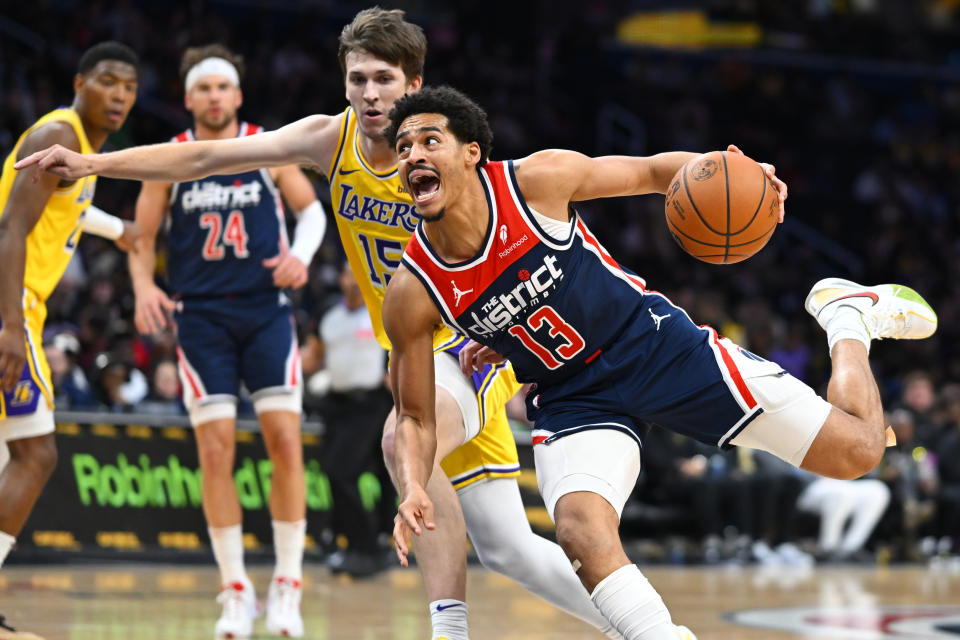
[184,57,240,92]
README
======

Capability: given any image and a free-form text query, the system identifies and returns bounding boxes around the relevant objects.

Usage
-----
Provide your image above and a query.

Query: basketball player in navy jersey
[15,11,633,640]
[382,87,937,640]
[128,45,324,639]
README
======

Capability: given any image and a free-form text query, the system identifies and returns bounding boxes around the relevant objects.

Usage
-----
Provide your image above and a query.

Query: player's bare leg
[0,434,56,546]
[260,411,306,522]
[383,389,469,640]
[800,342,886,479]
[196,418,243,529]
[195,417,257,639]
[553,492,680,640]
[801,279,938,480]
[260,410,306,638]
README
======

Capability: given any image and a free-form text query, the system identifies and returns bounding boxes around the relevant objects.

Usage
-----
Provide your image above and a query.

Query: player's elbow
[190,146,217,180]
[381,409,398,472]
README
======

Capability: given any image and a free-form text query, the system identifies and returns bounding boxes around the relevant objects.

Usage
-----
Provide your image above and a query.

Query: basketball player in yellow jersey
[0,41,139,638]
[16,10,621,640]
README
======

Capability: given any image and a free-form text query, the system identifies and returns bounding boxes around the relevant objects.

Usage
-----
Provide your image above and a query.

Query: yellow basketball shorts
[0,291,55,435]
[434,335,522,491]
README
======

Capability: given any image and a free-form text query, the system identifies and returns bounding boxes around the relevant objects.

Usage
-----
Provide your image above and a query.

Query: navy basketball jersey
[167,123,288,297]
[402,160,648,387]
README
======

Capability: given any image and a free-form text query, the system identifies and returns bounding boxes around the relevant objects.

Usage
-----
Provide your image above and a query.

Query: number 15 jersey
[328,107,428,350]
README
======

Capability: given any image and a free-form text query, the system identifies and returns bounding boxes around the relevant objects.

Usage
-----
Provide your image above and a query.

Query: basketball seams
[667,218,776,249]
[681,161,726,237]
[728,162,769,236]
[721,151,731,263]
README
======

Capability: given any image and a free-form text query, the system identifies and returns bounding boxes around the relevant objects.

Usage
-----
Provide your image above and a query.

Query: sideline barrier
[12,412,546,562]
[15,412,343,561]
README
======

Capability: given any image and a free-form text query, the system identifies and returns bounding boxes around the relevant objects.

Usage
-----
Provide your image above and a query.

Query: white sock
[0,531,14,568]
[272,519,306,580]
[825,306,871,355]
[590,565,675,640]
[429,599,468,640]
[208,524,247,585]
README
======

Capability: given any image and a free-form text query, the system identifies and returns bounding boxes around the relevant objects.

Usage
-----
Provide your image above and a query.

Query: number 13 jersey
[167,123,288,297]
[402,159,648,387]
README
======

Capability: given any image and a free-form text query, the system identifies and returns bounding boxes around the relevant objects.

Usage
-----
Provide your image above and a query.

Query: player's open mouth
[408,170,441,204]
[364,109,382,120]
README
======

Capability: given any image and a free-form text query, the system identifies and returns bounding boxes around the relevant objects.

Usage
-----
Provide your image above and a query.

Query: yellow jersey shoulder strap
[327,107,353,178]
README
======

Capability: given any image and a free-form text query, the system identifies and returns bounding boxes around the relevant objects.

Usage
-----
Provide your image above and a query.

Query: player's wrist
[85,153,103,177]
[0,322,26,338]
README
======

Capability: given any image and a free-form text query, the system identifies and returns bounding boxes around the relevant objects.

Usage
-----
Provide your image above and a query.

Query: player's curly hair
[385,86,493,167]
[179,43,246,84]
[338,7,426,83]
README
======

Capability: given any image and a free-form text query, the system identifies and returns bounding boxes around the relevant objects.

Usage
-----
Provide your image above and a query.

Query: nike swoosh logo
[435,603,463,612]
[338,168,359,175]
[833,292,879,305]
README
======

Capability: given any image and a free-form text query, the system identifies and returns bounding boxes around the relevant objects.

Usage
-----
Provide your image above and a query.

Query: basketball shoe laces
[866,305,908,340]
[216,583,250,623]
[270,578,301,617]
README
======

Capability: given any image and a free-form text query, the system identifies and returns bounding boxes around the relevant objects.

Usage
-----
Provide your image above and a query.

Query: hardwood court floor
[1,563,959,639]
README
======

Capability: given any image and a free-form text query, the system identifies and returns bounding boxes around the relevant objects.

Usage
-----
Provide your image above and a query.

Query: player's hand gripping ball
[665,150,779,264]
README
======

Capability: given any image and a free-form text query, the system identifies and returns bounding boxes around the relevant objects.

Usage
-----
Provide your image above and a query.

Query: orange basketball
[664,150,779,264]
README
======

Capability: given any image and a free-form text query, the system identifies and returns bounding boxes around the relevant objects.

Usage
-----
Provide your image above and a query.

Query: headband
[184,57,240,92]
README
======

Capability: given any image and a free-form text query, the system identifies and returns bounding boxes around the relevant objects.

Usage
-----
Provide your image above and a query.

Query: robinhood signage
[17,417,386,558]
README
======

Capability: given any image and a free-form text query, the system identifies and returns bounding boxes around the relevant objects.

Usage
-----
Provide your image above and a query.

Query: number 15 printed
[357,233,403,288]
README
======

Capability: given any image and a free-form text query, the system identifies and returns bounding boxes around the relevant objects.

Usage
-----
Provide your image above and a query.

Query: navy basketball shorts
[530,291,831,519]
[174,292,302,425]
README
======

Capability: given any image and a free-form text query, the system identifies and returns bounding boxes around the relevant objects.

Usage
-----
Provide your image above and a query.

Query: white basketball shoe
[215,580,260,639]
[804,278,937,341]
[265,576,303,638]
[675,624,698,639]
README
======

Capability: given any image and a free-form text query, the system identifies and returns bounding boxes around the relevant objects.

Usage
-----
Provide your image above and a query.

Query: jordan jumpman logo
[649,307,671,331]
[452,280,474,307]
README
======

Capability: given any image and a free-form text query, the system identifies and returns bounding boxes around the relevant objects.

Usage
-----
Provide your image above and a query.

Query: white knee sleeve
[459,478,618,637]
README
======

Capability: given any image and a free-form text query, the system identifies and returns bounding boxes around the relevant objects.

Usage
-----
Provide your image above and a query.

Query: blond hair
[338,7,426,82]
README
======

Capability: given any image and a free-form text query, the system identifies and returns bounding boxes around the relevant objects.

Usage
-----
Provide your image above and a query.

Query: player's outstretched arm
[382,266,444,566]
[516,145,787,220]
[0,123,80,391]
[14,113,343,184]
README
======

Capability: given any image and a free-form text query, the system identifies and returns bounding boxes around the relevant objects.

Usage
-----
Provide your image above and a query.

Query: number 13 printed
[508,305,585,369]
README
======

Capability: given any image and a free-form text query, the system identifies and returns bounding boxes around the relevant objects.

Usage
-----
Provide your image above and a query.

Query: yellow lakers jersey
[328,107,454,349]
[0,108,97,302]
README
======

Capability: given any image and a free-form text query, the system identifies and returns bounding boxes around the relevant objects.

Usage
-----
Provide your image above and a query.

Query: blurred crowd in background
[1,0,959,563]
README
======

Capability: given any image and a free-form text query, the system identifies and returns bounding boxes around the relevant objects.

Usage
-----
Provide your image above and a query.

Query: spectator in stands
[43,332,95,409]
[640,425,756,563]
[934,384,960,556]
[879,408,939,559]
[795,472,891,562]
[94,353,148,412]
[134,358,184,416]
[301,264,392,577]
[895,371,943,450]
